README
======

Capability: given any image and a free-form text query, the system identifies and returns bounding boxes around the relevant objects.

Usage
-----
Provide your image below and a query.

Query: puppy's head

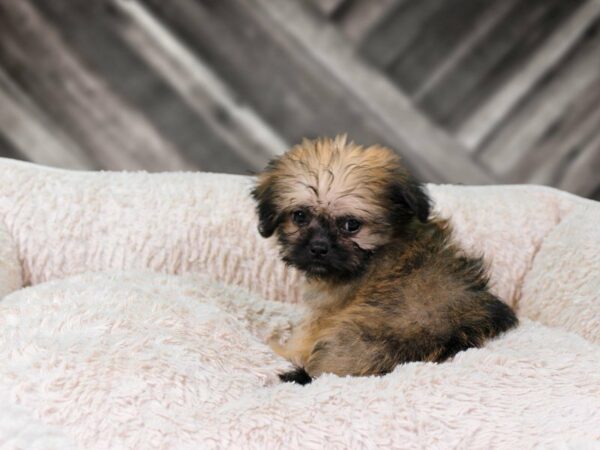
[252,136,430,282]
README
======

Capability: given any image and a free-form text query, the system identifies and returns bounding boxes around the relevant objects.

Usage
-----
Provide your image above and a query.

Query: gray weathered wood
[113,0,287,170]
[143,0,398,168]
[0,68,94,169]
[388,0,495,96]
[416,0,580,128]
[0,132,22,161]
[458,0,600,151]
[556,131,600,196]
[0,0,189,172]
[0,0,597,199]
[529,82,600,188]
[29,0,250,173]
[411,0,516,102]
[253,0,495,184]
[335,0,400,43]
[307,0,348,17]
[359,0,444,69]
[478,27,600,180]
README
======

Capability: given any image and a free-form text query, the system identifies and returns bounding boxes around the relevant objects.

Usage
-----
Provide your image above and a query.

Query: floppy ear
[251,183,281,238]
[389,177,431,223]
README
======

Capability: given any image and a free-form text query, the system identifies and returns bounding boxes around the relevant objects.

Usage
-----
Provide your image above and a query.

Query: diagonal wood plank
[411,0,516,102]
[525,70,600,188]
[416,0,580,130]
[458,0,600,151]
[143,0,487,182]
[306,0,349,17]
[0,132,22,161]
[31,0,253,174]
[253,0,494,184]
[556,130,600,196]
[144,0,412,173]
[112,0,287,170]
[0,68,94,169]
[478,23,600,180]
[335,0,400,44]
[0,0,189,171]
[359,0,444,70]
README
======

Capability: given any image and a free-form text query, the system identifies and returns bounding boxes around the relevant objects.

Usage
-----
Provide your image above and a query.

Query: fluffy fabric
[0,159,301,303]
[0,221,22,298]
[519,205,600,345]
[0,158,599,449]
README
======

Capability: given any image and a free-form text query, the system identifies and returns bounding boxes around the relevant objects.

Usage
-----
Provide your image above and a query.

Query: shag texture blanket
[0,158,599,449]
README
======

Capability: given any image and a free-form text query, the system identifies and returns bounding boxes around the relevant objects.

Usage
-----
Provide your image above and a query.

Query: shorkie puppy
[252,136,517,385]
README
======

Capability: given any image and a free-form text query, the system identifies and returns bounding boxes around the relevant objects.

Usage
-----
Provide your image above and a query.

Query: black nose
[310,240,329,257]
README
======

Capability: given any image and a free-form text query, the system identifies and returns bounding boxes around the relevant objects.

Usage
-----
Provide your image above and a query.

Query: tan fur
[274,218,514,377]
[255,137,518,382]
[255,135,406,250]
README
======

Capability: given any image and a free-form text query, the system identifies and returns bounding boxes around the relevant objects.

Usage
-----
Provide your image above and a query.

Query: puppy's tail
[279,367,313,385]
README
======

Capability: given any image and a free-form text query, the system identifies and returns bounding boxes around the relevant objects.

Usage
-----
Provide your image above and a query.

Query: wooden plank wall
[0,0,598,199]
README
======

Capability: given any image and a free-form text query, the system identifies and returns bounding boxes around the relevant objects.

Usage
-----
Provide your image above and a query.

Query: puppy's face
[252,136,430,283]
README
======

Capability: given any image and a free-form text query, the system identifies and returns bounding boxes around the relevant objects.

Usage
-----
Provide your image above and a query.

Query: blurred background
[0,0,599,199]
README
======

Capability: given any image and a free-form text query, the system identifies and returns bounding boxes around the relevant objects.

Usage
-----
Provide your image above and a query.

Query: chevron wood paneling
[0,0,598,199]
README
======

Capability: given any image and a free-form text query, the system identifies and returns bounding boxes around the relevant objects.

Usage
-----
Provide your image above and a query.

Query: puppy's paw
[279,367,313,385]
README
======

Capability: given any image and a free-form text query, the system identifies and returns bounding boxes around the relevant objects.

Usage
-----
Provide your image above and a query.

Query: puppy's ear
[251,183,281,238]
[389,177,431,223]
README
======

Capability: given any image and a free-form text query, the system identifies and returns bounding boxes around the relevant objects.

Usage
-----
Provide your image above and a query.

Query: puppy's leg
[268,336,294,360]
[302,324,451,379]
[275,323,372,384]
[303,327,389,378]
[278,367,313,385]
[304,339,363,378]
[272,322,320,384]
[276,320,386,382]
[270,320,314,360]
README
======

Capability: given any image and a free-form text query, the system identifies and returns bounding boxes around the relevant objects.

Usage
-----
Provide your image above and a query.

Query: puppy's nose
[310,240,329,257]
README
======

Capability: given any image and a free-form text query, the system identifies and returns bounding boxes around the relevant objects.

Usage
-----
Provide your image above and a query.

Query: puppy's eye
[292,210,310,226]
[340,218,361,234]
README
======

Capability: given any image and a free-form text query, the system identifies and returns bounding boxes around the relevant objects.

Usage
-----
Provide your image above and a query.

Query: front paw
[279,367,313,385]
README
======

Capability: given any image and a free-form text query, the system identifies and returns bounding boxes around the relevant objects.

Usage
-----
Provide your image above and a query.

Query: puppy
[252,136,517,385]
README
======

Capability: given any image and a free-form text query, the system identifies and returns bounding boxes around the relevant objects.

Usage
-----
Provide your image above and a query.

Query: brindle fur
[253,136,518,384]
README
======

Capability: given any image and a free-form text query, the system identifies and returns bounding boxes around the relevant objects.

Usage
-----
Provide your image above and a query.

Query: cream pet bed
[0,158,599,449]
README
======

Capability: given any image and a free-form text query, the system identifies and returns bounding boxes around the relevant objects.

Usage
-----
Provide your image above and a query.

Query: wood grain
[458,0,600,151]
[0,68,94,169]
[0,0,188,171]
[478,22,600,181]
[252,0,494,184]
[0,0,597,198]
